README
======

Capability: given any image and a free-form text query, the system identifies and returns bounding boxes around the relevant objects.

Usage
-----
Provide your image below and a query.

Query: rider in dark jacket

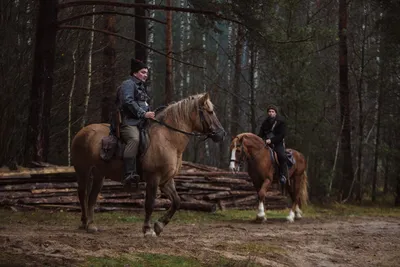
[258,104,288,184]
[117,59,155,186]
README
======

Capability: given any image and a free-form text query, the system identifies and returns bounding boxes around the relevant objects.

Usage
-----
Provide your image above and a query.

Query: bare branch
[58,25,204,69]
[58,1,241,25]
[58,11,166,25]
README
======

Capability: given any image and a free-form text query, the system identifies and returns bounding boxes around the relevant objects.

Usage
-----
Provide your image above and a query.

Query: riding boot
[280,162,289,185]
[122,157,140,186]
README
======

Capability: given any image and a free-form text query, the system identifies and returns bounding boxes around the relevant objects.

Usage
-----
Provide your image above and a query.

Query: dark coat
[118,76,150,126]
[257,115,286,145]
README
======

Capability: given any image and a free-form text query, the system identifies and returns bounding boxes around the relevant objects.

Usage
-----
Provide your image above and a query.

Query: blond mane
[157,93,213,126]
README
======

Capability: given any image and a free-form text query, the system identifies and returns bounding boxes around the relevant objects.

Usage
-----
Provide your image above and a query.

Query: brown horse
[228,133,308,222]
[71,93,225,236]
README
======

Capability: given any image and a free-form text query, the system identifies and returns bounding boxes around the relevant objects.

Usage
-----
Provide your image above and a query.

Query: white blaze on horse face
[229,147,237,171]
[257,201,265,218]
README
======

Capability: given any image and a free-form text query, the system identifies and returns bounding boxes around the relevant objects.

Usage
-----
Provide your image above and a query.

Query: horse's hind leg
[86,170,104,233]
[286,176,299,223]
[77,169,89,230]
[154,179,180,236]
[142,173,159,237]
[294,174,304,220]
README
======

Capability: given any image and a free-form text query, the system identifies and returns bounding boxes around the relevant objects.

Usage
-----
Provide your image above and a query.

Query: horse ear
[200,92,210,104]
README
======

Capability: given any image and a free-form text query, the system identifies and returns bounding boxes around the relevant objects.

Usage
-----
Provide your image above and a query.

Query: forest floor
[0,204,399,267]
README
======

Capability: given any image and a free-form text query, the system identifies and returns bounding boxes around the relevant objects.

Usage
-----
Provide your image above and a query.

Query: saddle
[99,105,168,162]
[267,147,296,173]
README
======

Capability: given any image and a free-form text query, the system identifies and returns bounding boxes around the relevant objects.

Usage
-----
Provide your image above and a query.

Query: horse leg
[86,171,104,233]
[142,173,159,237]
[256,178,272,223]
[294,174,304,220]
[77,169,90,230]
[286,176,297,223]
[154,179,180,236]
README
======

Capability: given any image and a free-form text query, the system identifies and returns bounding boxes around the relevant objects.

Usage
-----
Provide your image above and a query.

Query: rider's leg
[120,125,140,185]
[275,142,288,184]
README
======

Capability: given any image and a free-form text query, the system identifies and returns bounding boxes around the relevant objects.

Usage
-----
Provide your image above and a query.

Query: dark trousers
[120,125,140,174]
[274,142,288,178]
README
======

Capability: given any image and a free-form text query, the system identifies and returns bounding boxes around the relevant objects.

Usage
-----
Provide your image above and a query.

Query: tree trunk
[101,3,116,123]
[249,41,257,133]
[355,8,367,202]
[81,6,96,128]
[164,0,173,104]
[230,25,244,137]
[135,0,147,62]
[372,65,383,202]
[147,0,155,102]
[24,0,58,165]
[177,0,186,99]
[68,47,78,166]
[338,0,354,201]
[395,174,400,206]
[383,148,390,194]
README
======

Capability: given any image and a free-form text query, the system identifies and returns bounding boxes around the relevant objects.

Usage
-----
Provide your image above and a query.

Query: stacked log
[0,162,288,212]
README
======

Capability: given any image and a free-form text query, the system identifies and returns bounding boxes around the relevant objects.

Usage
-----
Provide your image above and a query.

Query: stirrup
[280,175,287,185]
[122,172,140,186]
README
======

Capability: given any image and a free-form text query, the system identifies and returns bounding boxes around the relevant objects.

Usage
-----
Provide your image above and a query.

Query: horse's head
[228,134,249,172]
[193,93,226,142]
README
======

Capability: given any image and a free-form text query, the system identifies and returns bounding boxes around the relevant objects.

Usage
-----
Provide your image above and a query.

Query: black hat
[131,58,148,74]
[267,104,278,113]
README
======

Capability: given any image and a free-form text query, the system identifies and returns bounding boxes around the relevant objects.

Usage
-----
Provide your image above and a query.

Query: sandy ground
[0,214,399,267]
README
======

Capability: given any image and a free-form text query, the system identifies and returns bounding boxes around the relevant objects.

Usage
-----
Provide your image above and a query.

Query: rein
[149,109,215,140]
[151,118,205,137]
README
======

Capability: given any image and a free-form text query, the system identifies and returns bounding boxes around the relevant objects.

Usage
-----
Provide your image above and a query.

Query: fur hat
[267,104,278,113]
[131,58,148,74]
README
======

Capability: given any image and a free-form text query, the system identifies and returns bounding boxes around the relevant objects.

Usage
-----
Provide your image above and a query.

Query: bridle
[151,107,219,140]
[229,140,246,168]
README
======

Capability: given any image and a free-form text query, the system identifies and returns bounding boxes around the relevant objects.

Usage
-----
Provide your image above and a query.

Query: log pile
[0,161,287,212]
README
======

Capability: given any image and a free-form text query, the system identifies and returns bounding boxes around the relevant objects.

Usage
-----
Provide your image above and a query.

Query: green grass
[303,203,400,218]
[1,203,399,227]
[82,253,259,267]
[83,253,203,267]
[81,253,258,267]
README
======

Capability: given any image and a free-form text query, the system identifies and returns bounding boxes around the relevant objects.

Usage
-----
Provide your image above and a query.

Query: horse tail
[299,170,309,207]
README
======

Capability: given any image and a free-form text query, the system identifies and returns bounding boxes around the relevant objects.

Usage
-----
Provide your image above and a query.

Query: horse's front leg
[154,179,180,236]
[256,178,272,223]
[142,175,158,237]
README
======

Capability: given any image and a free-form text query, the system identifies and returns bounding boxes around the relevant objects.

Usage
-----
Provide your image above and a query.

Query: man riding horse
[116,59,155,186]
[257,104,288,184]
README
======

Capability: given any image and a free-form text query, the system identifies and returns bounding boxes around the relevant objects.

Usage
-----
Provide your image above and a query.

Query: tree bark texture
[338,0,354,201]
[24,0,58,165]
[101,3,116,123]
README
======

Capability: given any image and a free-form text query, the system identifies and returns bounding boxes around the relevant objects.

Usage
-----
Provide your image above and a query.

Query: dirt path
[0,215,399,266]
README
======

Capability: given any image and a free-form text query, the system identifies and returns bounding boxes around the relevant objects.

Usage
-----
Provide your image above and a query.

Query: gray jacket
[118,76,150,126]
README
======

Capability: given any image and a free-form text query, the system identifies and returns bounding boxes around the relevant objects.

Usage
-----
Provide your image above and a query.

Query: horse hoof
[295,214,302,220]
[144,229,156,238]
[154,221,164,236]
[78,224,87,230]
[286,216,295,223]
[255,216,266,223]
[87,224,98,233]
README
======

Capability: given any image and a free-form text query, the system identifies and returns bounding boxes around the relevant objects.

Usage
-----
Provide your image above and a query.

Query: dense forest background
[1,0,399,204]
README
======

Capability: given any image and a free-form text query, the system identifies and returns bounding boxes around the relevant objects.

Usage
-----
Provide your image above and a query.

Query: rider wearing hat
[117,59,155,186]
[258,104,288,184]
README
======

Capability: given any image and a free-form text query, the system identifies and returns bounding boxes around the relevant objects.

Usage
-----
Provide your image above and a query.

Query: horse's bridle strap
[150,118,204,137]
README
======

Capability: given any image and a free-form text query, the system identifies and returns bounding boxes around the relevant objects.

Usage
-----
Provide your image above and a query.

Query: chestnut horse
[229,133,308,222]
[71,93,225,236]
